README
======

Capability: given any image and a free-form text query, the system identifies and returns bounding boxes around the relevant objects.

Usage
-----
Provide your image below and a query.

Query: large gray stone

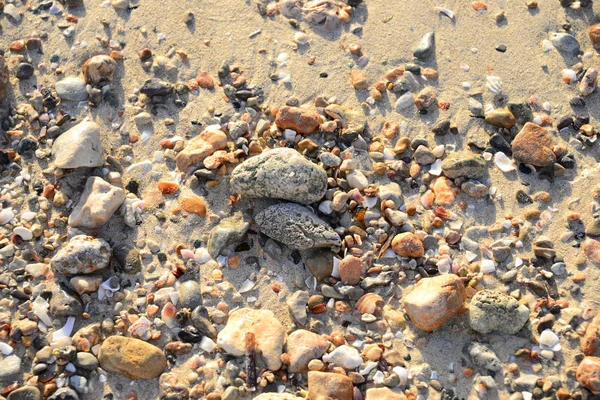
[55,77,88,101]
[207,213,249,258]
[255,203,341,250]
[441,151,487,180]
[52,121,103,169]
[468,290,530,334]
[230,148,327,205]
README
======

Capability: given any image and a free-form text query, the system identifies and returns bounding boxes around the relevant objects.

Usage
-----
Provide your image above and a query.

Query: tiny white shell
[435,6,455,19]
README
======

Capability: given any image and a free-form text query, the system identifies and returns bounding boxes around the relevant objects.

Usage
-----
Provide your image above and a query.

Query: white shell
[486,76,503,94]
[238,279,255,294]
[494,152,516,172]
[481,259,497,273]
[435,6,454,19]
[561,69,577,85]
[539,329,561,352]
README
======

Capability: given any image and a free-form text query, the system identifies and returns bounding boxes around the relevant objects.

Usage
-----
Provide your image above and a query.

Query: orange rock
[157,181,179,195]
[590,24,600,47]
[179,194,207,217]
[512,123,556,167]
[472,1,487,11]
[175,128,228,171]
[275,106,321,135]
[351,69,368,89]
[392,233,424,258]
[582,312,600,356]
[308,371,353,400]
[584,239,600,265]
[195,72,215,89]
[577,356,600,394]
[381,120,400,139]
[338,255,363,285]
[9,40,25,52]
[431,177,459,206]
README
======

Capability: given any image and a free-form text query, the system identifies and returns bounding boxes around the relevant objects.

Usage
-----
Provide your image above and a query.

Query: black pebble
[516,190,533,204]
[489,133,512,155]
[495,44,507,53]
[518,164,533,174]
[319,72,328,78]
[15,63,34,80]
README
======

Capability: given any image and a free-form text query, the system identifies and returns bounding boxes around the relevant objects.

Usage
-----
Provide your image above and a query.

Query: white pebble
[0,208,15,225]
[346,170,368,189]
[14,226,33,240]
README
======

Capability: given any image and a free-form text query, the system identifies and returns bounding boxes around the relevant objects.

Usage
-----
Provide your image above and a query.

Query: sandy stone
[52,121,104,169]
[366,388,407,400]
[582,313,600,356]
[338,255,363,285]
[468,290,530,334]
[431,176,459,205]
[51,235,111,275]
[403,274,465,331]
[351,69,368,89]
[98,336,167,379]
[195,71,215,89]
[286,330,330,373]
[308,371,354,400]
[217,308,286,370]
[275,106,321,134]
[577,356,600,394]
[179,193,207,217]
[69,177,125,228]
[484,108,516,129]
[512,122,556,167]
[254,395,298,400]
[392,232,424,258]
[584,239,600,265]
[175,128,228,171]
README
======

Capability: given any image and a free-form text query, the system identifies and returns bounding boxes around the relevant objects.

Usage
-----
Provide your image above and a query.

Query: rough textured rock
[403,274,465,331]
[582,313,600,356]
[255,203,341,250]
[175,128,228,171]
[217,308,286,370]
[82,54,116,85]
[52,121,104,169]
[207,213,249,258]
[0,355,22,378]
[441,151,487,179]
[308,371,354,400]
[98,336,167,379]
[286,330,329,373]
[468,290,530,334]
[511,122,556,167]
[49,289,83,317]
[230,148,327,205]
[465,342,502,371]
[51,235,111,275]
[69,177,125,228]
[275,106,321,134]
[392,232,424,258]
[577,356,600,394]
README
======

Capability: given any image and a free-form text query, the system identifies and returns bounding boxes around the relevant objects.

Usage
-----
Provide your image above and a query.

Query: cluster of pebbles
[0,0,600,400]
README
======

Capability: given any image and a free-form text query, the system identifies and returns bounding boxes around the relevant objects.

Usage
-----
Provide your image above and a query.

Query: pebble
[177,281,202,309]
[322,345,362,369]
[52,121,104,169]
[286,330,329,373]
[338,255,363,285]
[550,32,580,55]
[466,342,501,371]
[583,239,600,265]
[69,177,125,228]
[15,63,34,80]
[577,356,600,394]
[6,386,41,400]
[50,235,111,275]
[413,32,435,59]
[207,213,249,258]
[590,24,600,47]
[392,232,424,257]
[0,355,22,378]
[175,127,228,171]
[275,106,321,135]
[512,122,556,167]
[55,77,88,101]
[98,336,167,379]
[350,69,368,89]
[442,151,487,179]
[82,55,116,85]
[468,290,530,334]
[308,371,353,400]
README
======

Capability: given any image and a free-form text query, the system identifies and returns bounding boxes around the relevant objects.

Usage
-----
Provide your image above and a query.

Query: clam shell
[82,54,116,85]
[355,293,384,315]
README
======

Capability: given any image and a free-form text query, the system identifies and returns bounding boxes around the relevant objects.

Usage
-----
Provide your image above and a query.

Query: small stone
[338,255,363,285]
[468,290,530,334]
[179,193,207,217]
[442,151,487,179]
[590,24,600,47]
[392,232,424,258]
[413,32,435,59]
[207,213,249,258]
[51,235,111,275]
[178,281,202,309]
[350,69,368,89]
[286,290,308,326]
[403,274,465,331]
[134,112,152,125]
[414,145,435,165]
[175,128,228,171]
[577,356,600,394]
[512,122,556,167]
[50,289,83,317]
[485,108,516,129]
[217,308,286,370]
[113,245,142,273]
[275,106,321,135]
[82,55,116,85]
[52,121,104,169]
[414,87,437,110]
[7,386,41,400]
[465,342,501,371]
[550,32,580,55]
[583,239,600,265]
[308,372,353,400]
[305,250,333,281]
[99,336,167,379]
[47,388,79,400]
[15,63,34,80]
[195,72,215,89]
[582,313,600,356]
[69,177,125,228]
[140,78,173,96]
[286,330,329,373]
[0,355,22,378]
[55,77,88,101]
[346,170,368,189]
[74,352,99,370]
[431,176,459,205]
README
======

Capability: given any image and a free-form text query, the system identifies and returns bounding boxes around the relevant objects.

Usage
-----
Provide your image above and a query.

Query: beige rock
[275,106,321,135]
[217,308,286,370]
[82,54,116,85]
[52,121,104,169]
[286,330,330,373]
[70,276,102,295]
[583,312,600,356]
[366,387,407,400]
[584,239,600,265]
[175,128,228,171]
[254,394,298,400]
[69,177,125,228]
[484,108,516,129]
[351,69,368,89]
[577,356,600,394]
[392,232,424,258]
[338,255,363,285]
[98,336,167,379]
[512,122,556,167]
[308,371,353,400]
[72,323,102,352]
[403,274,465,331]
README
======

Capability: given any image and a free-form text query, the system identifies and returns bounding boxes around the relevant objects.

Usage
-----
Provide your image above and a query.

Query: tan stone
[98,336,167,379]
[179,193,207,217]
[484,108,516,129]
[590,24,600,47]
[308,371,353,400]
[366,387,407,400]
[431,176,458,206]
[584,239,600,265]
[403,274,465,331]
[286,330,330,373]
[582,312,600,356]
[275,106,321,135]
[351,69,368,89]
[175,128,228,171]
[195,71,215,89]
[69,177,125,228]
[392,232,424,258]
[338,255,363,285]
[577,356,600,394]
[512,122,556,167]
[70,276,102,295]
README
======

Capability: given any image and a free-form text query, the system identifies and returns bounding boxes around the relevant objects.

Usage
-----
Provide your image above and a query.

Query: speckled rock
[468,290,530,334]
[255,203,341,250]
[98,336,167,379]
[50,235,111,275]
[512,122,556,167]
[441,151,487,179]
[52,121,104,169]
[207,213,249,258]
[230,148,327,205]
[69,177,125,228]
[465,342,502,371]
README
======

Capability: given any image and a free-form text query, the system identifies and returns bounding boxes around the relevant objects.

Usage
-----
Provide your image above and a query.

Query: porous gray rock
[207,213,249,258]
[468,290,530,334]
[255,203,341,250]
[230,148,327,205]
[52,121,104,169]
[465,342,502,371]
[441,151,487,180]
[50,235,111,275]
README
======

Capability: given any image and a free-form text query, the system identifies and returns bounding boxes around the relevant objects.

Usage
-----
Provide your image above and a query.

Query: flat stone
[50,289,83,317]
[550,32,580,55]
[175,128,228,171]
[207,213,249,258]
[275,106,320,134]
[304,250,333,281]
[366,388,407,400]
[217,308,286,370]
[51,235,111,275]
[69,177,125,228]
[7,386,41,400]
[52,121,104,169]
[286,330,329,373]
[584,239,600,265]
[468,290,530,334]
[98,336,167,379]
[74,352,99,370]
[413,145,435,165]
[177,281,202,309]
[442,151,487,180]
[286,290,308,326]
[47,388,79,400]
[230,148,327,205]
[308,371,353,400]
[139,78,173,96]
[255,203,341,250]
[55,77,88,101]
[403,274,465,331]
[431,176,459,205]
[512,122,556,167]
[582,313,600,356]
[0,355,22,378]
[577,356,600,394]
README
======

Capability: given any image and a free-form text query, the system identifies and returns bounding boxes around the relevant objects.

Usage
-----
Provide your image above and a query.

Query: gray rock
[52,121,103,169]
[50,289,83,317]
[550,32,580,55]
[379,182,403,206]
[55,77,88,101]
[465,342,501,371]
[50,235,111,275]
[69,375,88,394]
[514,374,539,391]
[74,352,98,370]
[6,386,41,400]
[413,145,435,165]
[441,151,487,179]
[207,213,249,258]
[286,290,308,326]
[413,32,435,59]
[191,306,217,339]
[469,98,484,116]
[47,387,79,400]
[177,281,202,309]
[0,355,22,378]
[319,152,342,167]
[230,148,327,205]
[113,245,141,273]
[468,290,529,334]
[304,250,333,282]
[255,203,341,250]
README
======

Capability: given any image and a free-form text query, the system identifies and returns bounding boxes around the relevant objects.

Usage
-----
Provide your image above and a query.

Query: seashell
[435,6,455,19]
[561,69,577,85]
[480,259,497,273]
[355,293,384,315]
[486,76,503,94]
[128,316,151,340]
[494,152,515,172]
[238,279,255,294]
[539,329,561,351]
[579,68,597,97]
[82,54,117,85]
[161,302,177,319]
